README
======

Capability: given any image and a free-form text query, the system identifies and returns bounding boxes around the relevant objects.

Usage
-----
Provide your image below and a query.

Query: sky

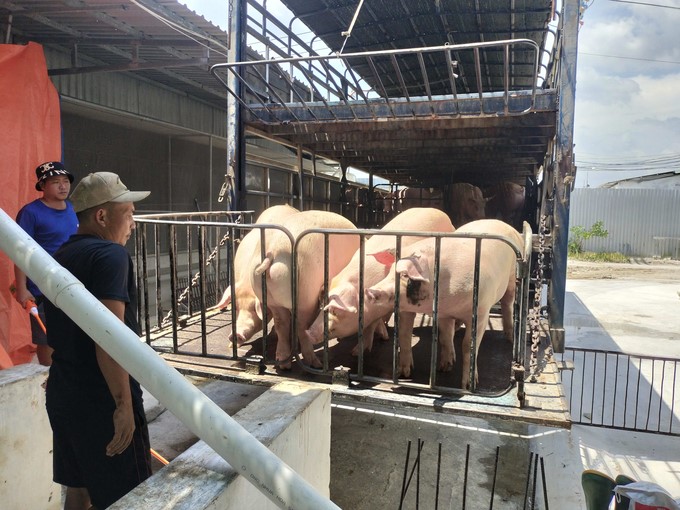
[180,0,680,188]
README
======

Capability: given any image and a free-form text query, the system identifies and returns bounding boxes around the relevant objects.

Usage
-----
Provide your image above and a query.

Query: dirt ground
[567,257,680,281]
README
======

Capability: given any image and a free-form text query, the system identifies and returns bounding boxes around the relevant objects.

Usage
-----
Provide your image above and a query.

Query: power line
[608,0,680,10]
[576,153,680,172]
[579,52,680,65]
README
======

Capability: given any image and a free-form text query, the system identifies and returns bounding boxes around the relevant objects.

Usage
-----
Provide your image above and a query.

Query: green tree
[568,220,608,255]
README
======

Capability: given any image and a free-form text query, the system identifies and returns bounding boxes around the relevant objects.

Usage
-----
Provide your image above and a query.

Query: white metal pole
[0,208,339,510]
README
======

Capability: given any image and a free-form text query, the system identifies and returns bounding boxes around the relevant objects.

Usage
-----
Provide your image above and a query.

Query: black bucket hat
[35,161,74,191]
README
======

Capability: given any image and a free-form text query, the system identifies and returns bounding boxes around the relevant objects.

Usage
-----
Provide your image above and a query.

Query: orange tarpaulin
[0,42,63,367]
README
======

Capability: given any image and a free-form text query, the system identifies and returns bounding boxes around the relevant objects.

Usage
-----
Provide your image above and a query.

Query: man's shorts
[29,296,47,345]
[48,403,152,509]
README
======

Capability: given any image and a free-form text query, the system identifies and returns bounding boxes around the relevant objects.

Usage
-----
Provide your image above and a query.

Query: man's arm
[97,298,135,456]
[13,266,34,306]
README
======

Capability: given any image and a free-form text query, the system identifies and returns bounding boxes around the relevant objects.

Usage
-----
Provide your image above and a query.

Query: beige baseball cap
[71,172,150,213]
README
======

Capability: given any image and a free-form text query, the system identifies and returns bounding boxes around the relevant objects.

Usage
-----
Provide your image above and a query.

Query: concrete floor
[552,273,680,509]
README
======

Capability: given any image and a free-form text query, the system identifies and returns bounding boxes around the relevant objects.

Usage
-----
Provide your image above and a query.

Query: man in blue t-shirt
[14,161,78,365]
[45,172,152,510]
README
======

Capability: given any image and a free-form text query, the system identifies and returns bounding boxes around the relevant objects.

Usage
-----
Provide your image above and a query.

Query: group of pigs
[377,181,526,233]
[217,205,526,390]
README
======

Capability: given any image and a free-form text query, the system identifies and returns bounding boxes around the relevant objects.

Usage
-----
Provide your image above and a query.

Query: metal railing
[210,39,544,124]
[132,212,533,399]
[559,348,680,436]
[292,227,532,398]
[133,210,253,348]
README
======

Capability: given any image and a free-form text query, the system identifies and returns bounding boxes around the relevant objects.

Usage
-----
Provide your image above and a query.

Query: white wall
[0,363,61,510]
[112,380,332,509]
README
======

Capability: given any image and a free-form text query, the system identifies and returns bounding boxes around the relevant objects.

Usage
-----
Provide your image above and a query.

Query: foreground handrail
[0,208,339,510]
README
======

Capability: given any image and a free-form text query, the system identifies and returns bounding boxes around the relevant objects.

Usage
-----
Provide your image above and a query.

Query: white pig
[216,204,299,346]
[249,210,360,369]
[365,219,524,389]
[304,208,455,355]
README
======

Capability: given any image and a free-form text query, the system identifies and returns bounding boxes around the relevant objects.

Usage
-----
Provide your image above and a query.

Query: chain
[217,166,235,208]
[159,230,234,328]
[528,213,550,381]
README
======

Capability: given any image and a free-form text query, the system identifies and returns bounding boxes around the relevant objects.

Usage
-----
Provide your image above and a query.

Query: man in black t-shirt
[45,172,151,510]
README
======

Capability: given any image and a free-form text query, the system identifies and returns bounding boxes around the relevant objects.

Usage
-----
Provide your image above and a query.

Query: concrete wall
[111,380,332,509]
[0,363,60,510]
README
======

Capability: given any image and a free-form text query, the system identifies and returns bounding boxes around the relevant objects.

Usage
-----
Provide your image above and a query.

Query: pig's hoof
[276,359,292,371]
[438,359,454,372]
[398,361,413,378]
[351,343,372,357]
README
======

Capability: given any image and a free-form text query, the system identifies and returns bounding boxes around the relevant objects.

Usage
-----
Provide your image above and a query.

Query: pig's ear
[324,294,357,315]
[369,249,396,267]
[255,298,263,321]
[396,253,431,283]
[365,288,388,304]
[216,286,232,310]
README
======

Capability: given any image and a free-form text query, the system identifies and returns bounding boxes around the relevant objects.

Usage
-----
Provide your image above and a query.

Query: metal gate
[559,348,680,436]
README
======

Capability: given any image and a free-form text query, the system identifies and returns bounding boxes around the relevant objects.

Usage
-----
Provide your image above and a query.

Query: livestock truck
[137,0,576,391]
[131,0,581,506]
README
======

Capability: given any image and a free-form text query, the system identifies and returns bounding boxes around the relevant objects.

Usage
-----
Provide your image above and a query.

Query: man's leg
[36,344,54,366]
[31,299,53,366]
[64,486,91,510]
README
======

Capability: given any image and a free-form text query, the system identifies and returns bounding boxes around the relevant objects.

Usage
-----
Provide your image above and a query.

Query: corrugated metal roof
[279,0,553,95]
[2,0,229,110]
[225,0,559,187]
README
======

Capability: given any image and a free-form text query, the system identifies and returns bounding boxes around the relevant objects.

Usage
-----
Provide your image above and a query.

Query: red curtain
[0,42,62,367]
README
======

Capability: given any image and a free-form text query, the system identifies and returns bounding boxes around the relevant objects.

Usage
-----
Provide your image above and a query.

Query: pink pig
[365,219,525,389]
[249,210,360,369]
[304,208,455,354]
[216,204,299,346]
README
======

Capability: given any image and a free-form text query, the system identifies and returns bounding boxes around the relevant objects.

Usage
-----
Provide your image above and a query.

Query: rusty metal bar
[291,61,339,121]
[435,442,442,510]
[504,44,510,114]
[392,234,403,384]
[417,53,433,101]
[462,444,470,510]
[198,226,207,355]
[169,224,178,353]
[489,445,500,509]
[429,237,442,388]
[318,59,359,120]
[357,235,366,378]
[468,238,482,392]
[228,225,238,359]
[390,54,411,103]
[322,233,330,371]
[248,64,304,122]
[341,58,374,112]
[444,49,460,115]
[523,452,534,509]
[139,227,151,344]
[399,440,412,510]
[473,47,484,114]
[540,456,550,510]
[154,224,162,329]
[531,451,539,509]
[365,56,397,118]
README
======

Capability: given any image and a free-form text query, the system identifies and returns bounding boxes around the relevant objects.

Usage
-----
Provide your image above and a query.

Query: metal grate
[398,439,550,509]
[559,348,680,436]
